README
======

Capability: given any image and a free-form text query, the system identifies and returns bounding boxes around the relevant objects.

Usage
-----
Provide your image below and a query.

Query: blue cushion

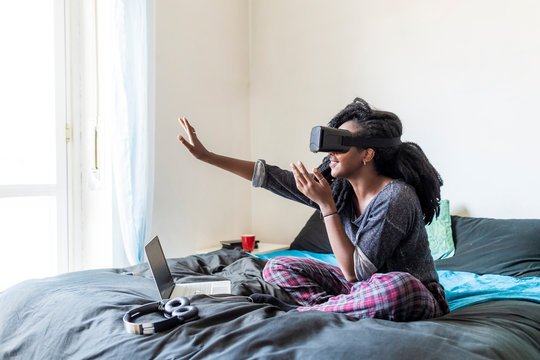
[425,200,455,260]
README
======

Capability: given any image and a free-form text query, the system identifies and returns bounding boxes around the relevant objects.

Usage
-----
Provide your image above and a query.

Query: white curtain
[99,0,153,265]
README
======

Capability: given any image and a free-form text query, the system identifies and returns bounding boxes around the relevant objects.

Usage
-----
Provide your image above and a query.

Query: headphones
[123,297,198,335]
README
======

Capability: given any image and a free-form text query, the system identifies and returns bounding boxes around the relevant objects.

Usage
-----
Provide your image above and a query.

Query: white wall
[152,0,540,254]
[152,0,251,257]
[250,0,540,244]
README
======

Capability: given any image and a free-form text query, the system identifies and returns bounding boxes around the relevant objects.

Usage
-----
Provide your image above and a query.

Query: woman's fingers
[313,168,328,185]
[184,117,195,134]
[178,117,192,134]
[292,161,327,195]
[177,135,193,150]
[290,163,306,188]
[297,161,323,187]
[178,116,198,145]
[297,162,314,182]
[183,117,195,143]
[178,117,190,142]
[178,117,188,133]
[176,117,212,161]
[292,161,320,182]
[292,161,335,209]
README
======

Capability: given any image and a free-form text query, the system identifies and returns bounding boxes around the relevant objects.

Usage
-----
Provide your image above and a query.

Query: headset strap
[343,136,402,148]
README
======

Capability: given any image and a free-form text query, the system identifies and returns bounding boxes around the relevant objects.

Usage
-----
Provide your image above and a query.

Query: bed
[1,214,539,359]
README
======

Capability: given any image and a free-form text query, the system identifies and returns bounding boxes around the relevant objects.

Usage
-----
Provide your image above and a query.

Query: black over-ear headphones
[123,297,198,335]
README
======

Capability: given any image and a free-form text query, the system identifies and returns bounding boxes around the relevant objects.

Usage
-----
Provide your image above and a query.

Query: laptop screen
[145,236,175,299]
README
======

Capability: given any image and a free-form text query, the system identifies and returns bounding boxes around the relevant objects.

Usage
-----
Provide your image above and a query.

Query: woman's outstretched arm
[177,117,255,181]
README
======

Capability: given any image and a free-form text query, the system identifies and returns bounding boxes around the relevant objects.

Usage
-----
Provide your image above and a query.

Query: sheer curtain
[98,0,153,265]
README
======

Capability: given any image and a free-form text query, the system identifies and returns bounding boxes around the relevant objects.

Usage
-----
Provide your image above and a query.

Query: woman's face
[328,121,367,179]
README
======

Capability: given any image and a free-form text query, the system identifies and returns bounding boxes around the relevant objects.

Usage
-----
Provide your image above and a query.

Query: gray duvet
[0,250,538,359]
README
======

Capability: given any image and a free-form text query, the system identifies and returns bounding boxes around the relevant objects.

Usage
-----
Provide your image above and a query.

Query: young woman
[178,98,449,321]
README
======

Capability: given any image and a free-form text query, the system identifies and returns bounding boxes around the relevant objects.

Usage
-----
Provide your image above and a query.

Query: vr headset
[310,126,402,153]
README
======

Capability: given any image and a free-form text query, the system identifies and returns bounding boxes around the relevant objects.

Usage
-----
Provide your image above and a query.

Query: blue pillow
[425,199,455,260]
[255,250,338,266]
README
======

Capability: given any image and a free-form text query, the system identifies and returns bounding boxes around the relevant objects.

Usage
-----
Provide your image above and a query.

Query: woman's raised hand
[291,161,336,214]
[177,117,212,161]
[176,116,255,180]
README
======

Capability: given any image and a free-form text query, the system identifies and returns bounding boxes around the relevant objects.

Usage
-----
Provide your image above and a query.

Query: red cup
[241,234,256,252]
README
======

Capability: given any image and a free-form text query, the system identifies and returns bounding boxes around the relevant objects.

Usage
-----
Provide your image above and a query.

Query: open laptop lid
[145,236,175,299]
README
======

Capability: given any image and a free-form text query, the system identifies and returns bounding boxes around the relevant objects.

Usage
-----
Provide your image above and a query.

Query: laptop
[145,236,231,299]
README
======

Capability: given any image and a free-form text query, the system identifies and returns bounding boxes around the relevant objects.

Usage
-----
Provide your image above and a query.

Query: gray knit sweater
[252,159,440,286]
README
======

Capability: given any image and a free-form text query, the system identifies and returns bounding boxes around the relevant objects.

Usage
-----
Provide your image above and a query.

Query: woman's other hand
[291,161,336,214]
[177,117,211,161]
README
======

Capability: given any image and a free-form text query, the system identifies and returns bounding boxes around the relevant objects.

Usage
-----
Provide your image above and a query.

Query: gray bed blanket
[0,250,538,359]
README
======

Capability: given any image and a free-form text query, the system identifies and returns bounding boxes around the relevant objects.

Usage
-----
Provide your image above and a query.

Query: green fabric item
[426,200,455,260]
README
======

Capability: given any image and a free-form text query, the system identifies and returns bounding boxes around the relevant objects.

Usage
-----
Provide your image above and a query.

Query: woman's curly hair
[318,98,443,224]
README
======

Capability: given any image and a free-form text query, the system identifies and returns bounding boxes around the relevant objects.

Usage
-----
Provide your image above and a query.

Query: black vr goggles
[310,126,402,153]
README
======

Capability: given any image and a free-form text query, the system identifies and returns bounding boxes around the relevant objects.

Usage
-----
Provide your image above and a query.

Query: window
[0,0,69,290]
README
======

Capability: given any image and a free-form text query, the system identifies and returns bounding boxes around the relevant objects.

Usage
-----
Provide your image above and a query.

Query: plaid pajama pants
[263,256,449,321]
